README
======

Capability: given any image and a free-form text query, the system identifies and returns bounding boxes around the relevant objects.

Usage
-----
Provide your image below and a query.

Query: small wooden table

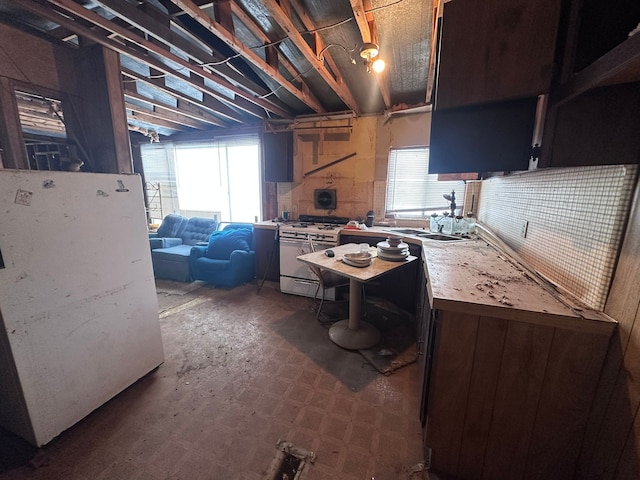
[297,243,417,350]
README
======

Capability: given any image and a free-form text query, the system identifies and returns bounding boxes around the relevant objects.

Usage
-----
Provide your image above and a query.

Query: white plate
[341,257,371,268]
[377,251,409,262]
[376,247,409,256]
[377,241,409,252]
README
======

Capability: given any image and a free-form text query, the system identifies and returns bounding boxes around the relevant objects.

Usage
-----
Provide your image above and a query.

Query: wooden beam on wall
[0,77,29,169]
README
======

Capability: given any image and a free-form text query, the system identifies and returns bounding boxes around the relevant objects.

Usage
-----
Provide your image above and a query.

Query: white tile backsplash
[477,165,638,310]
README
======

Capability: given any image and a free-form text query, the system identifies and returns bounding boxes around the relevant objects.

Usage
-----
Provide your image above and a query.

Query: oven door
[279,237,337,299]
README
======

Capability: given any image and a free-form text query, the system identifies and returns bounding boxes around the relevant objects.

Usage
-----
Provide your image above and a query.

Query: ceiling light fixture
[360,42,385,73]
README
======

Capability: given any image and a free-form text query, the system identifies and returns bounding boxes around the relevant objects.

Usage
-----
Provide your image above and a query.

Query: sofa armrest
[162,238,183,248]
[149,237,164,249]
[190,245,208,260]
[148,232,159,238]
[150,237,183,250]
[229,249,255,266]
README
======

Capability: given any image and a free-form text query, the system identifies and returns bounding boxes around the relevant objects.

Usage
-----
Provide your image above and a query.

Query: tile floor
[0,280,427,479]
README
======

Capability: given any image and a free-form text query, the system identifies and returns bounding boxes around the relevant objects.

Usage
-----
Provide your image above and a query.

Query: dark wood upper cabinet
[263,131,293,183]
[429,97,538,174]
[539,0,640,167]
[435,0,562,110]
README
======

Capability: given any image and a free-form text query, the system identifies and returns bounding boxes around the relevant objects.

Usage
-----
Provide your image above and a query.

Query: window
[386,147,466,218]
[141,135,261,223]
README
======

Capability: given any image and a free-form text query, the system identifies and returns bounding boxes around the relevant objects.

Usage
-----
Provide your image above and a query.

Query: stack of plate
[342,251,372,268]
[377,239,410,262]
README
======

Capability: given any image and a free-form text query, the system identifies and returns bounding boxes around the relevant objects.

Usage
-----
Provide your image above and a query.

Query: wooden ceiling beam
[19,0,266,121]
[349,0,391,108]
[168,0,326,113]
[121,68,242,125]
[31,0,291,118]
[229,2,320,97]
[92,0,279,103]
[288,0,344,85]
[123,89,226,128]
[259,0,360,113]
[126,104,192,131]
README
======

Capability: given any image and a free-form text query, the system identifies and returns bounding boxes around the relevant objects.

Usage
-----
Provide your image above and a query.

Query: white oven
[279,216,346,299]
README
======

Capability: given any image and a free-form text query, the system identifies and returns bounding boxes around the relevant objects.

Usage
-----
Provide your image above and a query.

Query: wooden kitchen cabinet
[538,0,640,168]
[429,0,561,174]
[263,131,293,182]
[420,239,616,479]
[435,0,561,110]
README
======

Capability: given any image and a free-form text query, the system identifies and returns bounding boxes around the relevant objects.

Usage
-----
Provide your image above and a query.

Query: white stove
[278,222,342,244]
[278,215,349,299]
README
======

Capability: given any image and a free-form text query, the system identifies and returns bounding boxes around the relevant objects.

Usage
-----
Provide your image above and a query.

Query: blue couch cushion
[181,217,219,246]
[155,214,187,238]
[151,244,193,261]
[206,229,251,260]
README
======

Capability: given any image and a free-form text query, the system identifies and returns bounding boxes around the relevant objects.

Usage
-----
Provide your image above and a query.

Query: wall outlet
[521,220,529,238]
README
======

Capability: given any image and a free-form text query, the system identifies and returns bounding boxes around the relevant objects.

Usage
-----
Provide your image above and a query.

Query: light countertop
[255,220,615,334]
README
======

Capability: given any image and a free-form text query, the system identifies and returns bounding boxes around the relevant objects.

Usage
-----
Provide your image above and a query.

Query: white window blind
[386,147,466,217]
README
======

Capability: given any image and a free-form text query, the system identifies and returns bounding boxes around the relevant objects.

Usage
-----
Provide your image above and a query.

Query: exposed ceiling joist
[288,0,343,87]
[169,0,326,113]
[350,0,390,108]
[39,0,292,118]
[229,0,324,110]
[259,0,360,113]
[123,88,225,128]
[16,0,268,123]
[92,0,280,105]
[121,68,240,125]
[126,103,192,131]
[2,0,433,140]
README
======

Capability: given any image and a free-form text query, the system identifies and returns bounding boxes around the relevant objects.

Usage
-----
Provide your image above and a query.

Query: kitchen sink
[416,233,463,241]
[385,228,428,235]
[384,228,464,241]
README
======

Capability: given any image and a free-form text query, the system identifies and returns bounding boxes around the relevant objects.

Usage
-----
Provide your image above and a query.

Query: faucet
[443,190,456,218]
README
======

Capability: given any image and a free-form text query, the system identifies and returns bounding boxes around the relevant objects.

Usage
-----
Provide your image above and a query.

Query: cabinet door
[263,131,293,182]
[436,0,561,109]
[429,97,538,174]
[542,82,640,167]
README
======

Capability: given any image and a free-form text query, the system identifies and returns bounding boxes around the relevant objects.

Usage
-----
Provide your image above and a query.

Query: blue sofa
[151,216,219,282]
[190,223,255,287]
[149,213,187,250]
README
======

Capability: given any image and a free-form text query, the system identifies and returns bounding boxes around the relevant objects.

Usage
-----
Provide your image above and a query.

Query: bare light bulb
[372,58,385,73]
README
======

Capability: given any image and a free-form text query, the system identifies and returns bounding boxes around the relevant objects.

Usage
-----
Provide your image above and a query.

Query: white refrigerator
[0,170,164,446]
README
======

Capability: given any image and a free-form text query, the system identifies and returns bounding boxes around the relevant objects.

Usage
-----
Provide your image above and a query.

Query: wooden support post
[0,77,28,169]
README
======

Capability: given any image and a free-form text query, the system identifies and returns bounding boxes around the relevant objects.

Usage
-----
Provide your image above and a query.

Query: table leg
[328,278,381,350]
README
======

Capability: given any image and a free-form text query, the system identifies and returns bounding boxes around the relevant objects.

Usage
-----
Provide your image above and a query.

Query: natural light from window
[386,147,466,218]
[174,140,260,223]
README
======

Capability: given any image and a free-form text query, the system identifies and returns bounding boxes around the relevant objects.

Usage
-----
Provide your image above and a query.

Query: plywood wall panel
[457,316,507,479]
[482,322,553,480]
[577,179,640,478]
[426,310,479,476]
[525,329,610,480]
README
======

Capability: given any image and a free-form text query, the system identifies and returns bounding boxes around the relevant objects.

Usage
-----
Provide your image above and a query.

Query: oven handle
[279,238,336,248]
[279,238,309,246]
[293,279,318,286]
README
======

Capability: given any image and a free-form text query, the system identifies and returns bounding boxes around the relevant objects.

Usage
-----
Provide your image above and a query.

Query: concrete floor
[0,280,426,479]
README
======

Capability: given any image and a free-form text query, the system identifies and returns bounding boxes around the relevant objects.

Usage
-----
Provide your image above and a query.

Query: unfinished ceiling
[0,0,434,140]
